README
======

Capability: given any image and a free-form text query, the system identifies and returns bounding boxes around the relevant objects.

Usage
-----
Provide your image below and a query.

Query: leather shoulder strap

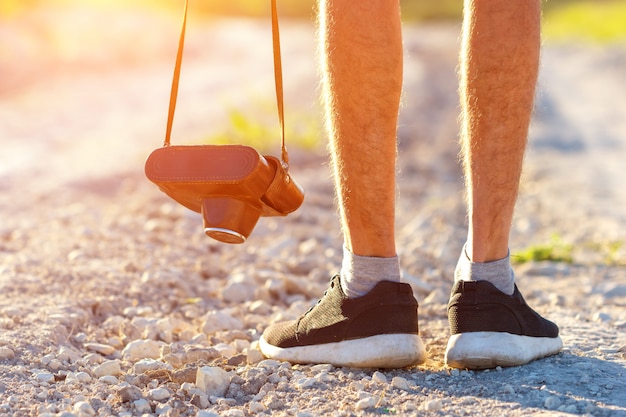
[163,0,289,169]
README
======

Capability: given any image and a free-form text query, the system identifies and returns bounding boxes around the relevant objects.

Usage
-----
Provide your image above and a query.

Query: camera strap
[163,0,290,169]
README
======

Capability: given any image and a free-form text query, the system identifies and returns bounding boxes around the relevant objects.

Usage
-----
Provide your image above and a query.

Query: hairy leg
[320,0,403,258]
[460,0,541,263]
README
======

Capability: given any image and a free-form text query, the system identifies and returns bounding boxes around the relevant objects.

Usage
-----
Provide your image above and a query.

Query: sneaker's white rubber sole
[259,333,426,368]
[445,331,563,369]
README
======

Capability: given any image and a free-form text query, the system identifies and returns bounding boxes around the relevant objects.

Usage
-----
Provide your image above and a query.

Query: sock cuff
[455,244,515,295]
[340,245,401,298]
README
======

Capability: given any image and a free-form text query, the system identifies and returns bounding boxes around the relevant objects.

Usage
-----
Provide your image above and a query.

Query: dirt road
[0,8,625,416]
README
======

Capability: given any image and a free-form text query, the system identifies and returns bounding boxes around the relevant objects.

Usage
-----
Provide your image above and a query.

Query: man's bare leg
[446,0,562,370]
[321,0,403,297]
[460,0,540,264]
[321,0,401,258]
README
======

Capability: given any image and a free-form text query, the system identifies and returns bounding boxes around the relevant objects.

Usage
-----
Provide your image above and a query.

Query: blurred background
[0,0,625,182]
[1,0,625,96]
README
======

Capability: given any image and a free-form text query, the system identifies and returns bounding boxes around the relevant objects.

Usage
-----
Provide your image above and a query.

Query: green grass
[512,235,574,265]
[203,104,322,153]
[542,0,626,43]
[512,235,626,266]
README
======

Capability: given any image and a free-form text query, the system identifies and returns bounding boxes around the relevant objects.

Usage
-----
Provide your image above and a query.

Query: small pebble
[201,311,244,334]
[35,372,55,384]
[391,376,410,391]
[196,366,231,397]
[98,375,118,385]
[295,377,316,389]
[197,411,219,417]
[121,339,162,361]
[84,343,116,356]
[372,371,387,384]
[133,398,152,414]
[246,348,264,365]
[92,360,121,377]
[423,399,443,412]
[544,396,561,410]
[133,358,170,374]
[149,388,171,401]
[73,401,95,416]
[356,396,377,410]
[248,401,265,414]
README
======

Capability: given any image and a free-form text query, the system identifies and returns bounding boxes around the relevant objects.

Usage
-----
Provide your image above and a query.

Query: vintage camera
[145,144,304,244]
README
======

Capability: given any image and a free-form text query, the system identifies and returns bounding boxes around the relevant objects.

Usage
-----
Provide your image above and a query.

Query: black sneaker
[259,275,426,368]
[445,280,563,369]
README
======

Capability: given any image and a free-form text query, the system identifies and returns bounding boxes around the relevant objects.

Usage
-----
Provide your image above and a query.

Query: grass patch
[512,235,626,266]
[585,240,625,266]
[204,105,322,153]
[542,0,626,43]
[512,235,574,264]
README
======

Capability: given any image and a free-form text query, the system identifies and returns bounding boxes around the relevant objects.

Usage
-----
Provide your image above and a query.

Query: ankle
[455,244,515,295]
[340,245,401,298]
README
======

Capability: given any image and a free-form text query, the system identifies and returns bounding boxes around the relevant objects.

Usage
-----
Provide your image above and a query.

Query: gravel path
[1,8,625,417]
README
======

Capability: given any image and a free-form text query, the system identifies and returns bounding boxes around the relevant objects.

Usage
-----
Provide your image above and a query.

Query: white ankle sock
[454,245,515,295]
[339,245,401,298]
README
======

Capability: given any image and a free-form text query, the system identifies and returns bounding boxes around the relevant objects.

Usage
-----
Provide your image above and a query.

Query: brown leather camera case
[145,145,303,243]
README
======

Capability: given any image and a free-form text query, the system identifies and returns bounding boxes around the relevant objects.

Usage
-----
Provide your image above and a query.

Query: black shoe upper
[448,280,559,338]
[262,275,419,349]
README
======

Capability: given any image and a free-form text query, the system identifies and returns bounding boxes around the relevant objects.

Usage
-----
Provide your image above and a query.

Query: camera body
[145,144,304,243]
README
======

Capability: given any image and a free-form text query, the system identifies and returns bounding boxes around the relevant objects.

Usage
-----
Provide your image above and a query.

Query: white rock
[73,401,95,417]
[356,396,377,410]
[121,339,161,361]
[391,376,410,391]
[311,364,333,373]
[58,346,81,364]
[246,348,264,365]
[196,366,231,397]
[349,381,365,392]
[133,358,171,374]
[223,410,245,417]
[197,411,220,417]
[134,399,152,413]
[74,371,92,383]
[47,359,62,370]
[93,360,122,377]
[222,279,256,304]
[248,401,265,414]
[41,353,55,366]
[372,371,388,384]
[34,372,55,384]
[295,377,316,389]
[257,359,281,371]
[99,375,118,385]
[84,343,116,356]
[201,311,244,334]
[248,300,272,315]
[213,343,237,358]
[0,347,15,360]
[544,396,561,410]
[156,404,173,415]
[423,400,443,411]
[149,388,171,401]
[82,353,102,366]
